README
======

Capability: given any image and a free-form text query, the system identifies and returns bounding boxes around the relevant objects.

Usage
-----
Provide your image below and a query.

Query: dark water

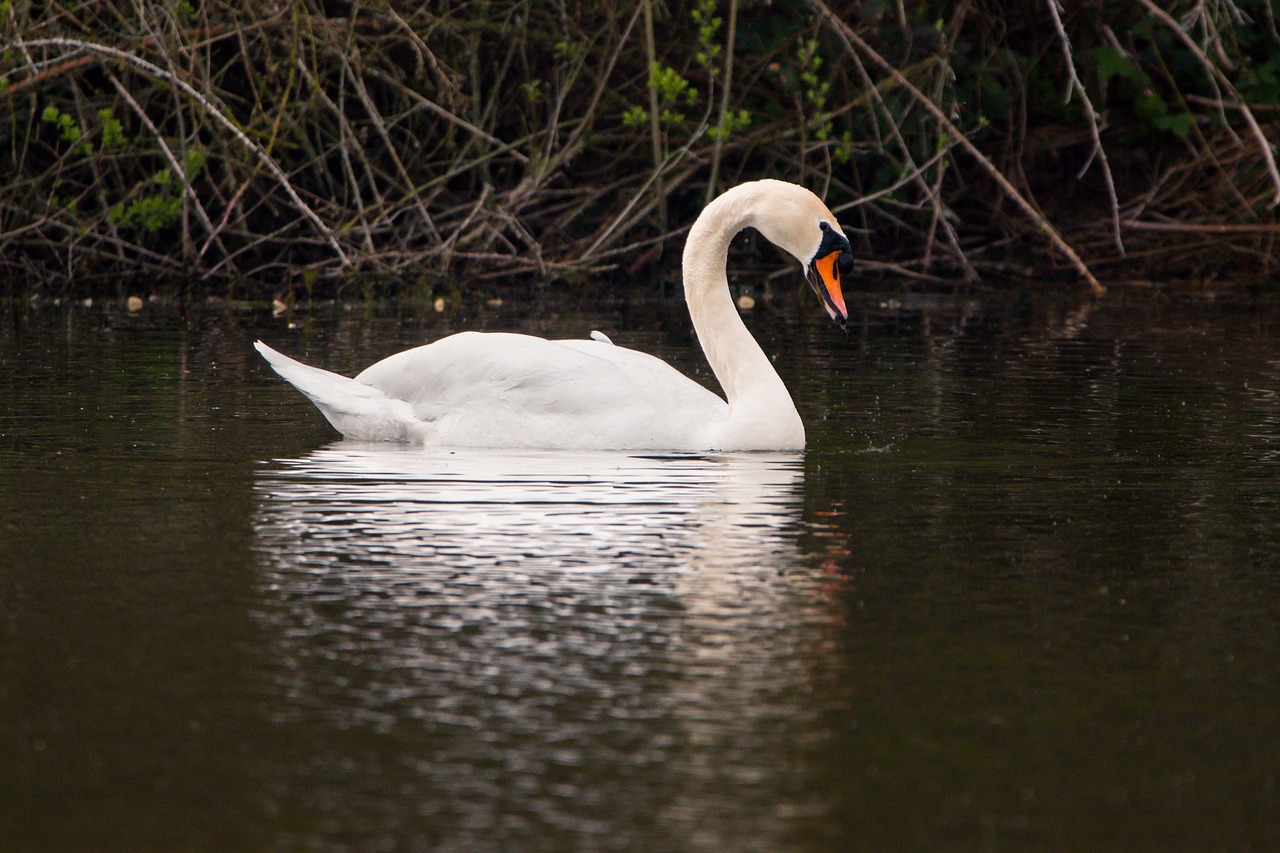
[1,293,1278,851]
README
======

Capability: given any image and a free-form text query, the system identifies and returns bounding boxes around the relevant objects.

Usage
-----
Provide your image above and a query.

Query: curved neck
[682,187,799,430]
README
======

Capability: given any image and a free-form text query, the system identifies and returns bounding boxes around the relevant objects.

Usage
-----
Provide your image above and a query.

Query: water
[1,293,1278,850]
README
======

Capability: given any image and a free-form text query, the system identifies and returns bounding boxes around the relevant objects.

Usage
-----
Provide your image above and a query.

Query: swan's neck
[683,188,803,446]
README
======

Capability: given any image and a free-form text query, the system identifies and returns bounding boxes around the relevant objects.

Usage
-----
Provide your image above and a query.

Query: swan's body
[256,179,852,451]
[257,331,740,449]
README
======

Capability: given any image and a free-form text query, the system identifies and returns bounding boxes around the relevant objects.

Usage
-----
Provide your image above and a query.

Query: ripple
[251,443,842,850]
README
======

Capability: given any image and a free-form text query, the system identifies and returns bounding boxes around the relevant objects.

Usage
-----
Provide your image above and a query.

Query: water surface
[1,294,1277,850]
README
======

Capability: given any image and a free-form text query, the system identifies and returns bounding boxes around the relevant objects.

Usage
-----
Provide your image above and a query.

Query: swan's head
[804,221,854,328]
[748,181,853,328]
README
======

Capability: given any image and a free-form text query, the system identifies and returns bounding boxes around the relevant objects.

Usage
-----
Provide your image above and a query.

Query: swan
[255,179,852,450]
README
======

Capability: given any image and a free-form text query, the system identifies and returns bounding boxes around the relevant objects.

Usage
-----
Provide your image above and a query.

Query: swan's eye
[817,221,854,278]
[815,221,848,268]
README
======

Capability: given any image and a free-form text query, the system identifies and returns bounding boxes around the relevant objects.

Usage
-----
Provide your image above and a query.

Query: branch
[1133,0,1280,207]
[106,72,228,271]
[11,37,351,267]
[1122,219,1280,235]
[1046,0,1124,255]
[808,0,1107,296]
[706,0,740,203]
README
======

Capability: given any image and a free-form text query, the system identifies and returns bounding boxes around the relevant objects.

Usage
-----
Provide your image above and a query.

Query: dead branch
[10,36,351,267]
[809,0,1107,296]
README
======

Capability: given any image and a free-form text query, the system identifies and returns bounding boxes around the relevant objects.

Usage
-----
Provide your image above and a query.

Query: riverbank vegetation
[3,0,1278,298]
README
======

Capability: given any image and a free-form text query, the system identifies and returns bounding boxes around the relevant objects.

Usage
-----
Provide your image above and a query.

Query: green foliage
[98,109,126,150]
[651,62,696,125]
[709,108,751,142]
[520,79,545,104]
[1094,44,1137,87]
[624,0,746,136]
[793,36,855,164]
[109,193,181,233]
[1091,44,1191,140]
[797,38,831,139]
[1,0,1275,292]
[42,105,91,154]
[106,151,202,235]
[621,104,647,129]
[1241,52,1280,104]
[621,63,697,129]
[183,146,204,176]
[690,0,723,70]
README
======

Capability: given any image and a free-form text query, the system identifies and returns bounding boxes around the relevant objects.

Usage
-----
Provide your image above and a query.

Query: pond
[1,290,1278,850]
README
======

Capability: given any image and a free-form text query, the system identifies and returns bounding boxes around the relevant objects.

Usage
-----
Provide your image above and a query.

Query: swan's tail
[254,341,419,442]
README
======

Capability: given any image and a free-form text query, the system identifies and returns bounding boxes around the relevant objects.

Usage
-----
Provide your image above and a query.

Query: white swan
[255,179,852,450]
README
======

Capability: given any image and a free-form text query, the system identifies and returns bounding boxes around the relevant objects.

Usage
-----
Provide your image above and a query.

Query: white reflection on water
[252,444,844,849]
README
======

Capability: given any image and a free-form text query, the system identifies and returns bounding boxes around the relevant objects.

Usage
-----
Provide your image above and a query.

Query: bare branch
[809,0,1107,296]
[11,36,351,266]
[1046,0,1124,255]
[1133,0,1280,207]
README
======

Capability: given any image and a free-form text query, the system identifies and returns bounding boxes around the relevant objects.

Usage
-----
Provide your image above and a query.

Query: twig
[579,144,701,260]
[835,40,977,280]
[641,0,668,234]
[511,2,644,204]
[1133,0,1280,207]
[292,57,381,252]
[1045,0,1124,255]
[106,72,227,265]
[706,0,740,203]
[1121,219,1280,234]
[336,50,439,242]
[809,0,1107,296]
[833,144,956,214]
[12,36,351,267]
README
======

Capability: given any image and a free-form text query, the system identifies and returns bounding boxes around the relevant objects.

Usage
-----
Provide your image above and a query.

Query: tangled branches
[2,0,1278,296]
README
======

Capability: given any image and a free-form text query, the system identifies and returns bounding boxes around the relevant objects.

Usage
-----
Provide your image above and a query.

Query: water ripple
[251,444,842,850]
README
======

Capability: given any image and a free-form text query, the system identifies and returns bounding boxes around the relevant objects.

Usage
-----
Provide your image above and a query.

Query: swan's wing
[353,332,726,449]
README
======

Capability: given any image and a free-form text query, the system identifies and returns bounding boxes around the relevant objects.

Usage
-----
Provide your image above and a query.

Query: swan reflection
[252,443,841,848]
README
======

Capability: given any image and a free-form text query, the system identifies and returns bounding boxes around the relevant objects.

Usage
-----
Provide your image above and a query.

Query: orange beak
[806,250,849,327]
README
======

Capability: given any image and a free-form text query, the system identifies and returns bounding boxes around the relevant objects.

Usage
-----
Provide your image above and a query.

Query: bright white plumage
[256,179,853,451]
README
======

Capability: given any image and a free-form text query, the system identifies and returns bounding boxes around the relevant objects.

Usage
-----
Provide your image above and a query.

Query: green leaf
[1093,45,1138,87]
[98,109,126,150]
[1133,93,1167,123]
[621,104,647,128]
[1153,111,1191,138]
